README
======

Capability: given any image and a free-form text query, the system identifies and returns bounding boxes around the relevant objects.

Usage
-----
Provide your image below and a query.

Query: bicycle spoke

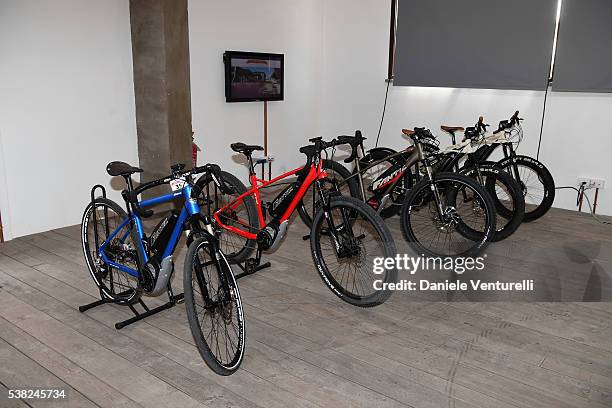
[316,205,386,299]
[406,178,492,256]
[84,202,140,303]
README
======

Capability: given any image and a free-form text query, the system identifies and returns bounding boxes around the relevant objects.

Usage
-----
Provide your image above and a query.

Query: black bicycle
[368,125,526,241]
[465,112,555,221]
[348,112,553,224]
[310,131,497,257]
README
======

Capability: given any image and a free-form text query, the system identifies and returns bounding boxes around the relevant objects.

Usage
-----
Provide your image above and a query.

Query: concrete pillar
[129,0,192,193]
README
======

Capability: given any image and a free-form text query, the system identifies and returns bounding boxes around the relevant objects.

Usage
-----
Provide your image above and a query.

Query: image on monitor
[224,51,284,102]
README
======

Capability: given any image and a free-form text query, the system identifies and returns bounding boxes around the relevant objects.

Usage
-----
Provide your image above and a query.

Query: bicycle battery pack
[150,211,179,261]
[269,182,299,219]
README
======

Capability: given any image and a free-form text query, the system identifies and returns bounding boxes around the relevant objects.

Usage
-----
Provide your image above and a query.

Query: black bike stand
[83,183,184,329]
[79,286,184,330]
[234,247,271,280]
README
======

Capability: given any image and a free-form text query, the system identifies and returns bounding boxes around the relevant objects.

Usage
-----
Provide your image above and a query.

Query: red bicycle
[196,137,397,307]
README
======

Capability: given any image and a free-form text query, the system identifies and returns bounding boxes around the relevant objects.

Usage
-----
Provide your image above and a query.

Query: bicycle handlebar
[302,136,347,155]
[300,130,369,167]
[493,110,523,134]
[335,130,366,163]
[129,163,228,203]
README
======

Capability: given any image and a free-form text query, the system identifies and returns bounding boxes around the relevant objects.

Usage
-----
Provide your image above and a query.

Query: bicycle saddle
[230,142,264,155]
[440,125,465,133]
[106,161,143,177]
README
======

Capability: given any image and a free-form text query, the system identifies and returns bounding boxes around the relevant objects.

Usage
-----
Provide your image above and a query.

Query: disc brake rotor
[432,206,459,233]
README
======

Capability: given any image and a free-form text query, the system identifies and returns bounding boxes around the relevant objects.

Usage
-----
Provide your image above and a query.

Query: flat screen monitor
[224,51,284,102]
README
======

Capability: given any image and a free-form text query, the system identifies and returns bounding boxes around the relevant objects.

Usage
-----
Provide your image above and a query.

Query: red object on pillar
[192,142,200,168]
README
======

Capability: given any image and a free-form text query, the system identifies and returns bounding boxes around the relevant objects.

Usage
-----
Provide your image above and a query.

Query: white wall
[0,0,138,239]
[319,0,612,216]
[188,0,323,180]
[540,92,612,215]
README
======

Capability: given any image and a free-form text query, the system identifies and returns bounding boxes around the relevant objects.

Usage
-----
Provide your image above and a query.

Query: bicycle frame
[97,185,200,278]
[214,162,327,240]
[470,140,523,182]
[338,137,453,220]
[353,142,428,204]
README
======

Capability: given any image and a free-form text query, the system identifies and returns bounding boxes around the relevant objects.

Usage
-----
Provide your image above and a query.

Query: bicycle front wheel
[184,237,245,376]
[310,196,397,307]
[400,173,496,257]
[497,156,555,222]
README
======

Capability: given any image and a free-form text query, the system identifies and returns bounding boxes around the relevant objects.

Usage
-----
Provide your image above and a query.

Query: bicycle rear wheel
[310,196,397,307]
[195,171,259,263]
[461,163,525,241]
[400,173,496,257]
[184,237,245,376]
[81,198,142,304]
[497,156,555,222]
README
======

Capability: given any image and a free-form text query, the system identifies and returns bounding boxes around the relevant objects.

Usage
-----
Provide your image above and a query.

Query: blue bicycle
[81,161,245,375]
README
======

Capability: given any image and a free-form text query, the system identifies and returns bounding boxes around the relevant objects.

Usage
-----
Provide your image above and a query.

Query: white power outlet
[577,177,606,189]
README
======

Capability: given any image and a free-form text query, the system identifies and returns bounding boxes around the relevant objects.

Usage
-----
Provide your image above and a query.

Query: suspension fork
[315,179,345,252]
[422,160,447,221]
[412,141,446,220]
[192,231,231,306]
[193,254,211,305]
[210,236,234,303]
[504,144,522,185]
[187,215,213,304]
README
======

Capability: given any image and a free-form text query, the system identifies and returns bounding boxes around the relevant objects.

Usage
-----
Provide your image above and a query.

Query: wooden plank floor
[1,207,611,408]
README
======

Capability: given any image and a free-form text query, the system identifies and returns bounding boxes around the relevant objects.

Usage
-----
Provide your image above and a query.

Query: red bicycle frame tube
[214,161,327,240]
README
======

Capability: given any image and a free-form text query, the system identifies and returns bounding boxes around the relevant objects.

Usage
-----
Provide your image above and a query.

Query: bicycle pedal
[244,258,258,273]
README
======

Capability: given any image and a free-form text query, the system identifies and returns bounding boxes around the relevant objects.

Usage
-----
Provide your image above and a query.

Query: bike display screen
[224,51,284,102]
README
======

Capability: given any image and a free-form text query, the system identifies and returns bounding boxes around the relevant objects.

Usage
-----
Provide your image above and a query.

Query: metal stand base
[83,183,185,330]
[234,247,271,280]
[79,289,184,330]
